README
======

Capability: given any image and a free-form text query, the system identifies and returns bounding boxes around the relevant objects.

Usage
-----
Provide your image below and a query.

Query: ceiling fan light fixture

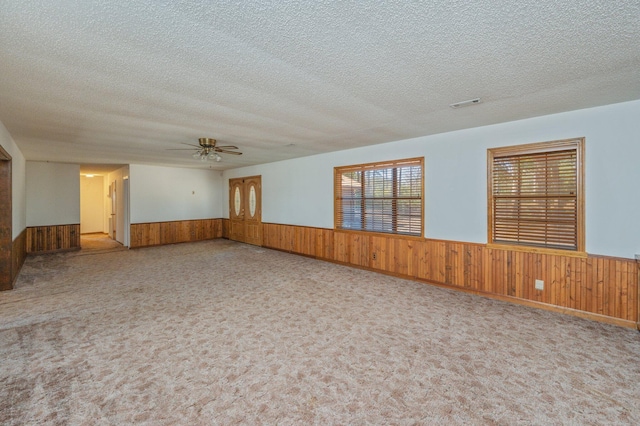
[198,137,216,147]
[169,137,241,162]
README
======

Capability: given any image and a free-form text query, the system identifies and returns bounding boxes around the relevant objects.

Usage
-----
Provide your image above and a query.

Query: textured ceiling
[1,1,639,171]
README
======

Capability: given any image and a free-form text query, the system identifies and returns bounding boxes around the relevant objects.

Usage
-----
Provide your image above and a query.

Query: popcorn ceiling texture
[0,1,639,169]
[1,240,639,424]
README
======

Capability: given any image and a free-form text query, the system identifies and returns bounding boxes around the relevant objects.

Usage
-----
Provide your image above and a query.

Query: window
[488,138,584,251]
[335,157,423,236]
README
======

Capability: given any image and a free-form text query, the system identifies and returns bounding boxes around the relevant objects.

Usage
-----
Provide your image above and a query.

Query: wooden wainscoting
[130,218,223,248]
[263,223,639,328]
[11,228,27,286]
[0,229,23,291]
[26,224,80,254]
[222,218,230,239]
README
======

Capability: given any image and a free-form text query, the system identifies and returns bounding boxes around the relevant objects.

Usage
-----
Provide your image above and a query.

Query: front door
[229,178,245,242]
[229,176,262,246]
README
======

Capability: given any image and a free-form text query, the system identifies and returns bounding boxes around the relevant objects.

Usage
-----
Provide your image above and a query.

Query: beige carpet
[1,239,639,424]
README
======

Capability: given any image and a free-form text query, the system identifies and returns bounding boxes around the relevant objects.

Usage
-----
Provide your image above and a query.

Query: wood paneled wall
[10,228,27,286]
[26,224,80,254]
[0,149,11,290]
[222,219,230,239]
[263,223,639,328]
[1,229,25,291]
[130,219,223,248]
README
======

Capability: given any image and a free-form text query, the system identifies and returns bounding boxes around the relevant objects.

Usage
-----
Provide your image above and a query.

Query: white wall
[224,99,640,259]
[80,175,105,233]
[26,162,80,227]
[0,121,26,240]
[129,164,223,223]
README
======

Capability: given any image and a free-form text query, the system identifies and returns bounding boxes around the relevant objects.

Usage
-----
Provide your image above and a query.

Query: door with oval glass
[229,175,262,246]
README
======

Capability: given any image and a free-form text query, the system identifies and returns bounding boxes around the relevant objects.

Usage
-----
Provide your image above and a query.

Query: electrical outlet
[372,252,377,260]
[535,279,544,291]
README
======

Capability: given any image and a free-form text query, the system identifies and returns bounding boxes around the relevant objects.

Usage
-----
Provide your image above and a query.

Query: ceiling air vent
[449,98,482,109]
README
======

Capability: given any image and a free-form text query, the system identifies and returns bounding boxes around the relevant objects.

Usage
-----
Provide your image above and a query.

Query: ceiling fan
[169,138,242,162]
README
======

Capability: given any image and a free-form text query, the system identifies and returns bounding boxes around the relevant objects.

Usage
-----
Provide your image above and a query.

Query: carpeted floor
[79,233,126,255]
[1,239,639,424]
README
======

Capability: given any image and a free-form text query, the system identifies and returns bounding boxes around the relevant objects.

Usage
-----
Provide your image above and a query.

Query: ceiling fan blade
[215,145,238,150]
[216,149,242,155]
[179,142,201,148]
[166,148,198,151]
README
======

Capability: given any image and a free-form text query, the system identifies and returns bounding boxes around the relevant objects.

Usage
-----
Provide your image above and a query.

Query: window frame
[334,157,424,237]
[487,138,585,253]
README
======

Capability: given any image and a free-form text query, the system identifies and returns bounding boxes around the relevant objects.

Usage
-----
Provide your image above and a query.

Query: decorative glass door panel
[228,176,262,246]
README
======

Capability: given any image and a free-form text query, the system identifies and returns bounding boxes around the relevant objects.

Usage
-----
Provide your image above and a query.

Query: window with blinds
[335,158,423,236]
[488,138,584,251]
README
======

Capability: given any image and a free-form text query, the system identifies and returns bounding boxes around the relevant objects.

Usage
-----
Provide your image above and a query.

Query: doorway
[80,174,105,235]
[229,175,262,246]
[0,145,11,290]
[79,165,127,249]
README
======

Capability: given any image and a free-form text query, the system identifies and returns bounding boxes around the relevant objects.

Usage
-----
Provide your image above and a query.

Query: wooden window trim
[487,138,585,253]
[334,157,424,237]
[335,228,426,241]
[486,243,588,258]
